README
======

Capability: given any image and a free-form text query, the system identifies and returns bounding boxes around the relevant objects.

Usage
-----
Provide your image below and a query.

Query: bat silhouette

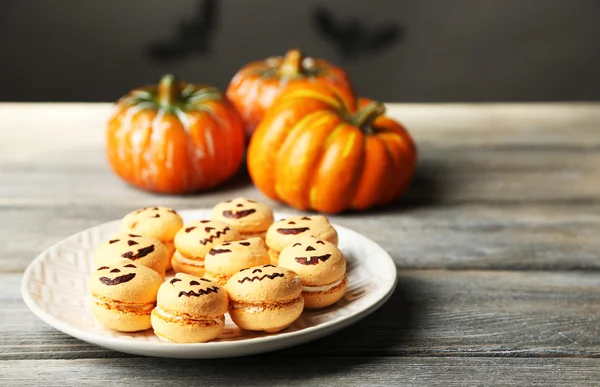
[312,6,402,59]
[147,0,218,61]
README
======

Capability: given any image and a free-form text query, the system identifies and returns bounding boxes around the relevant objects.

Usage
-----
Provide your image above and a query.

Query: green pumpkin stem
[279,49,304,77]
[158,74,180,107]
[353,101,386,134]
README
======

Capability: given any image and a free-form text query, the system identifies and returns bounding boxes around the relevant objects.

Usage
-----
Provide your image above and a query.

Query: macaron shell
[163,240,175,270]
[88,263,163,304]
[303,275,348,309]
[174,220,241,258]
[156,273,228,317]
[204,237,270,277]
[266,215,338,253]
[278,237,346,286]
[268,249,280,266]
[151,311,224,343]
[229,296,304,333]
[171,252,207,277]
[210,197,274,234]
[226,266,302,303]
[93,234,169,277]
[89,301,153,332]
[121,207,183,241]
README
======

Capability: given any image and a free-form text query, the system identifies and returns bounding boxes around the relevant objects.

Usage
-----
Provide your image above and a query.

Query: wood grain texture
[3,271,600,359]
[2,103,600,385]
[2,357,600,387]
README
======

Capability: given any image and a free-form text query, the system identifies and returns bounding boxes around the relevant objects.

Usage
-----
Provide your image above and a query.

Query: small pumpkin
[247,83,417,213]
[226,48,354,137]
[107,74,245,194]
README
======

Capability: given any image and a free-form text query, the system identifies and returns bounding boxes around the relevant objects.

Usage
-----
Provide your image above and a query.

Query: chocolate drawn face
[168,274,220,297]
[237,264,284,283]
[96,264,138,286]
[104,234,158,261]
[212,197,273,224]
[123,206,179,230]
[289,240,332,265]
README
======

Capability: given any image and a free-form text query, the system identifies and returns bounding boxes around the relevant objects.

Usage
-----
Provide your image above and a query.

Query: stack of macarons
[88,197,348,343]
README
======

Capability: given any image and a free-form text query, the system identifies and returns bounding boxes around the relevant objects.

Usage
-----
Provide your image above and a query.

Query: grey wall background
[1,0,599,102]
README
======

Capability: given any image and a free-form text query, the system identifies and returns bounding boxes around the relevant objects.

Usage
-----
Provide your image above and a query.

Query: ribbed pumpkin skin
[226,49,354,137]
[247,83,417,213]
[107,75,245,194]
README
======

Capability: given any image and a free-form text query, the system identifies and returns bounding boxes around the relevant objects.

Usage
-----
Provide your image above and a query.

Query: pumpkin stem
[353,101,386,134]
[279,49,304,77]
[158,74,180,107]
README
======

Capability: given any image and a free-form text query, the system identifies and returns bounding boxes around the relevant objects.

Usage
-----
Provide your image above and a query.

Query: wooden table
[1,103,599,386]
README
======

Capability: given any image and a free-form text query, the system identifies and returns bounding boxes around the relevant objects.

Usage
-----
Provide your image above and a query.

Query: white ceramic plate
[21,209,397,359]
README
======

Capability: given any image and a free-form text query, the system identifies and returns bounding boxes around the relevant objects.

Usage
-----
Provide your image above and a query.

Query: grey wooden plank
[2,200,599,272]
[1,357,600,386]
[4,270,600,360]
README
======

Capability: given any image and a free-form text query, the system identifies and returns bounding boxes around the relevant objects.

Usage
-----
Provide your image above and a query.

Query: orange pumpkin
[226,48,354,137]
[247,83,417,213]
[107,74,245,194]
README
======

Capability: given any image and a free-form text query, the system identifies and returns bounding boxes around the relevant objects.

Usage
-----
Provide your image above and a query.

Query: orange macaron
[204,237,271,286]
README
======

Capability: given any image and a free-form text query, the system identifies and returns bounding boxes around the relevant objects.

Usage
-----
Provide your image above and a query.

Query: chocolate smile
[277,227,310,235]
[238,272,284,283]
[178,286,219,297]
[99,273,136,286]
[295,254,331,265]
[121,245,155,260]
[208,248,232,255]
[223,209,256,219]
[199,227,231,245]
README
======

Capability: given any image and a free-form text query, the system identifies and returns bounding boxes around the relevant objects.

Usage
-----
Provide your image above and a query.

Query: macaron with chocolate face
[226,265,304,333]
[151,273,228,343]
[88,263,163,332]
[210,197,274,240]
[120,206,183,270]
[204,237,271,286]
[278,236,347,309]
[265,215,338,265]
[172,220,241,277]
[93,233,169,277]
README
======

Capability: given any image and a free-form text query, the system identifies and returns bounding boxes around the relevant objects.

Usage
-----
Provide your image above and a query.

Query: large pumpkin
[107,74,245,194]
[247,83,417,213]
[226,48,354,137]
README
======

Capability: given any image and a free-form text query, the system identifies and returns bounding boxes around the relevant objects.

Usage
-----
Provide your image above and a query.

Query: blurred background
[1,0,599,102]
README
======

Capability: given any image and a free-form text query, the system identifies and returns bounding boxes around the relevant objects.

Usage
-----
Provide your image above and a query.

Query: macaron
[88,263,163,332]
[120,206,183,270]
[93,233,169,277]
[204,237,271,286]
[172,220,242,277]
[226,265,304,333]
[151,273,228,343]
[265,215,338,265]
[210,197,274,240]
[278,236,347,309]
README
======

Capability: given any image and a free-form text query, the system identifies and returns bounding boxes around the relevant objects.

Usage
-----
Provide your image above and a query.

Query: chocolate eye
[236,203,244,207]
[110,269,121,273]
[129,234,141,238]
[293,243,301,247]
[185,226,196,233]
[222,242,231,246]
[301,217,311,220]
[200,278,211,282]
[306,246,316,251]
[170,278,181,285]
[109,239,119,244]
[224,200,232,203]
[316,240,325,245]
[98,266,110,270]
[123,264,136,268]
[263,264,275,268]
[127,240,138,246]
[205,227,215,232]
[240,268,250,272]
[200,220,210,223]
[239,241,250,246]
[288,221,296,225]
[152,214,160,218]
[168,208,177,214]
[190,280,200,286]
[252,268,262,273]
[246,199,256,203]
